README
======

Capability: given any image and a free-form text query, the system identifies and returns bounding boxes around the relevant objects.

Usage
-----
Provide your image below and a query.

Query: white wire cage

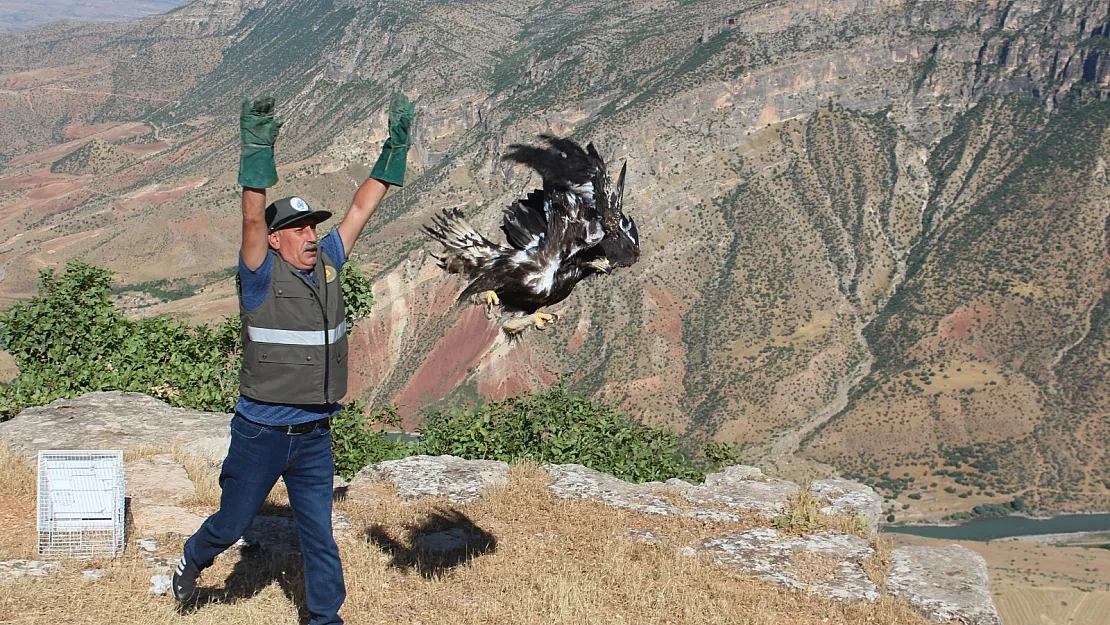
[37,450,126,558]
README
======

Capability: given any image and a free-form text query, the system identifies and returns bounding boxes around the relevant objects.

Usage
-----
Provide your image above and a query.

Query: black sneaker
[171,555,200,601]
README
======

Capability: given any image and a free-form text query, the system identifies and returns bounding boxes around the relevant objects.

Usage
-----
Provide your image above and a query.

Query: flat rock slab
[887,545,1001,625]
[0,392,231,463]
[683,465,801,518]
[350,455,509,503]
[698,529,879,602]
[545,464,823,522]
[545,463,689,516]
[811,478,882,528]
[126,455,207,536]
[0,560,61,583]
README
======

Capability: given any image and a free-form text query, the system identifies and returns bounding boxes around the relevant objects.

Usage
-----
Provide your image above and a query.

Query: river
[884,513,1110,541]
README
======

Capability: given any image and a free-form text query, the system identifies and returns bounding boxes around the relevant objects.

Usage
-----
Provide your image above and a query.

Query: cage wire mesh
[37,450,125,558]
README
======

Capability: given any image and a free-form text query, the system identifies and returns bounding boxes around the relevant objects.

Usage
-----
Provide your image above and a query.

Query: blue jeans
[184,413,345,625]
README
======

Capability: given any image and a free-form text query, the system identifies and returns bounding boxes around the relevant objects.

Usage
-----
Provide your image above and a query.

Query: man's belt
[240,414,330,435]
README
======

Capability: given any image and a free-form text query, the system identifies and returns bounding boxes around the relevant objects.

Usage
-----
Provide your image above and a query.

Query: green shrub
[0,259,377,420]
[416,383,705,483]
[703,440,743,471]
[330,401,411,479]
[0,261,240,417]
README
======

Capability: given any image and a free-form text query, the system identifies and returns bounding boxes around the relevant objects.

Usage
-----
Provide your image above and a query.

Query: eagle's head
[599,214,640,268]
[595,162,640,268]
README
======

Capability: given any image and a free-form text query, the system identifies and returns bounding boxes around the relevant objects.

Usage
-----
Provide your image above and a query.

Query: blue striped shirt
[234,229,347,426]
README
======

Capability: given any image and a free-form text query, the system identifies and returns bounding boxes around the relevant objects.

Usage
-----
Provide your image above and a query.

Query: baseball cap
[265,196,332,232]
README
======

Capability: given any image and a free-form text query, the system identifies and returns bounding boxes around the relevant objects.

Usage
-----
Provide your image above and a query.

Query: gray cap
[265,196,332,232]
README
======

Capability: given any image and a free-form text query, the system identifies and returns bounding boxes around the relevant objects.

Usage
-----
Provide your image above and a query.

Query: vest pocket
[259,349,315,365]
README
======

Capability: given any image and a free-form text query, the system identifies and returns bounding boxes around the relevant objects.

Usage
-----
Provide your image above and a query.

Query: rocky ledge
[0,392,1000,624]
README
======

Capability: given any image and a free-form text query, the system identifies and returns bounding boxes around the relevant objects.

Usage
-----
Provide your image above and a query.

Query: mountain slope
[2,0,1110,514]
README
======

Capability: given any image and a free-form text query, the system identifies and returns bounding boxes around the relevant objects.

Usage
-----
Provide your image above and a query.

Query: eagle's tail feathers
[423,208,500,275]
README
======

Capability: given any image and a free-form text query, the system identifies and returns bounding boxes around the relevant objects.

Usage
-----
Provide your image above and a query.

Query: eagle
[423,135,640,335]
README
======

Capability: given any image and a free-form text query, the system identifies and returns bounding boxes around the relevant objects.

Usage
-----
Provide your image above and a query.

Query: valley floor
[891,534,1110,625]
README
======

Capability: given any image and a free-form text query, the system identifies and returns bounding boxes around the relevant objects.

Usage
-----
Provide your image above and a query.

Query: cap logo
[291,197,310,212]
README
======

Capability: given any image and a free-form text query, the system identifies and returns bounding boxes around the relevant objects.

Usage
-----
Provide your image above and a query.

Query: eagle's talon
[483,290,500,318]
[533,312,557,329]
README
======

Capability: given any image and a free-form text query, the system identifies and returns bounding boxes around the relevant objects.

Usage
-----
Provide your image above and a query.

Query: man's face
[269,220,319,270]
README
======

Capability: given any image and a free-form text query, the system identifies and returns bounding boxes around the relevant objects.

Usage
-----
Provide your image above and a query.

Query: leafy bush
[2,262,737,488]
[340,260,374,327]
[416,383,705,483]
[330,401,410,479]
[703,441,743,471]
[0,259,377,420]
[0,261,240,417]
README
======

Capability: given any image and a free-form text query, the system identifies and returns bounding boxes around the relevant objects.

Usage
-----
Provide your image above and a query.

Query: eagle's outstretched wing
[593,159,640,268]
[502,135,606,260]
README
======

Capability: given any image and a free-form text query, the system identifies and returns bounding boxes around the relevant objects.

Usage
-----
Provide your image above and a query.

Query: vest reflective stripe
[246,320,347,346]
[239,247,348,404]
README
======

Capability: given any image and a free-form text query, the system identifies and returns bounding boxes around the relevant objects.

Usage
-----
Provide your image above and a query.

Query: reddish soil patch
[38,228,105,254]
[25,178,89,201]
[92,122,149,143]
[118,177,207,209]
[63,122,123,140]
[475,341,554,400]
[392,307,500,427]
[117,142,170,156]
[643,283,686,340]
[567,315,589,352]
[938,305,995,341]
[0,170,56,191]
[8,122,148,166]
[8,140,89,167]
[146,178,206,205]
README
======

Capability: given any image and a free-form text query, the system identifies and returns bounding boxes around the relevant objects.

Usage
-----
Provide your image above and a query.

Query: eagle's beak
[588,257,612,273]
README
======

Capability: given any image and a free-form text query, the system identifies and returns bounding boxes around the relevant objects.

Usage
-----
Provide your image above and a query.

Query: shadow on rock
[366,508,497,578]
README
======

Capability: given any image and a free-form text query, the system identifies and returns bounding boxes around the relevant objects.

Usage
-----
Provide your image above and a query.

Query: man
[171,94,413,625]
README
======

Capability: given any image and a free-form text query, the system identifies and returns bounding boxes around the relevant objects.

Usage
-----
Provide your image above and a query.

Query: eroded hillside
[1,0,1109,514]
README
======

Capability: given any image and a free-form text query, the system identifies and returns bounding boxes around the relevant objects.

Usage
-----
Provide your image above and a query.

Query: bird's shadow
[365,508,498,578]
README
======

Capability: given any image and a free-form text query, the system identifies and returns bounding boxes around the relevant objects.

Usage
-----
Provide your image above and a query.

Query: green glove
[370,93,414,187]
[238,96,282,189]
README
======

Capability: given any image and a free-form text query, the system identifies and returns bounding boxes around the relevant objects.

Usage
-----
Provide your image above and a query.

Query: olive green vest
[239,249,348,404]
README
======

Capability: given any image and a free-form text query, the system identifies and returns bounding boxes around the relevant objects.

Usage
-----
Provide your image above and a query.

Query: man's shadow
[184,544,308,620]
[366,508,498,578]
[177,490,349,624]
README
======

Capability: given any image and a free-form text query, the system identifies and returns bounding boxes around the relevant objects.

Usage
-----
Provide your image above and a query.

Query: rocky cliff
[0,391,1001,625]
[0,0,1108,517]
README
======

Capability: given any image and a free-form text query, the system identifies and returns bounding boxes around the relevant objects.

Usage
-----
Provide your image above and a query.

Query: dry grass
[0,444,36,559]
[0,443,33,498]
[774,481,869,538]
[790,549,842,585]
[178,452,223,509]
[0,452,929,625]
[862,534,894,592]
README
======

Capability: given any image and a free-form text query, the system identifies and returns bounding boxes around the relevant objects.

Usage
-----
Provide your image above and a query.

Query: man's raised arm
[337,94,414,256]
[241,187,268,270]
[237,97,282,270]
